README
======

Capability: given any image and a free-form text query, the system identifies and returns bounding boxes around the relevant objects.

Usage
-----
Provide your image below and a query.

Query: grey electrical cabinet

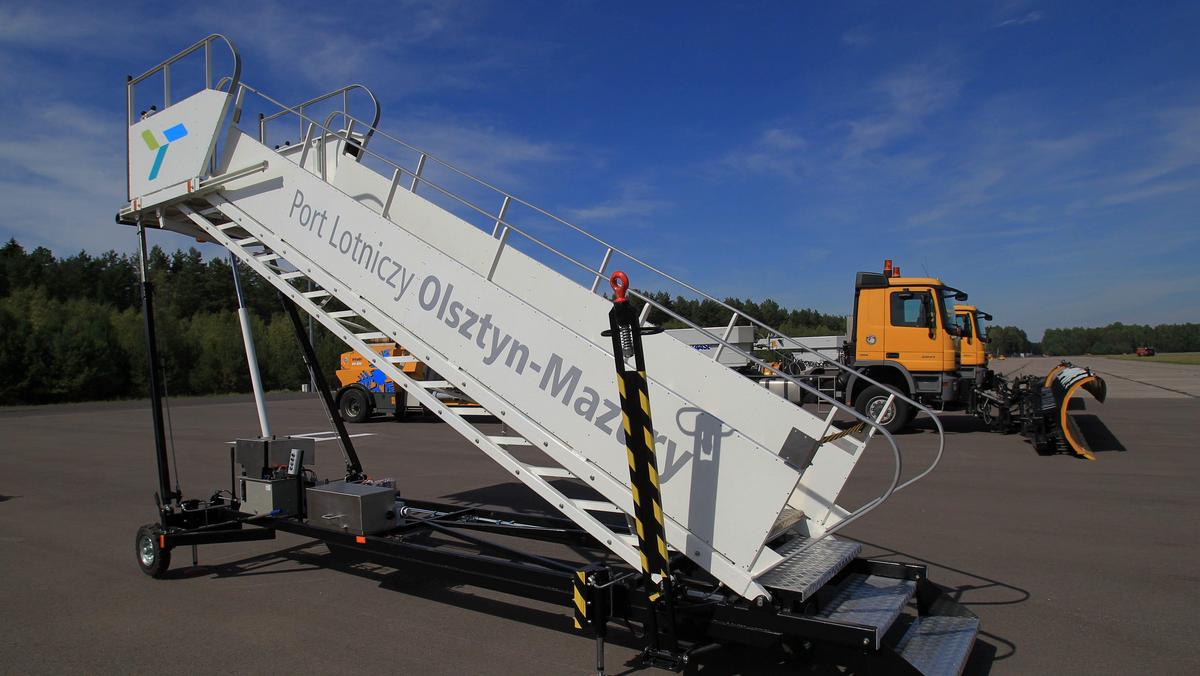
[306,483,396,535]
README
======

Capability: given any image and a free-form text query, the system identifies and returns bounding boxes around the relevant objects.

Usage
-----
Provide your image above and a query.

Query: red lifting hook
[610,271,629,302]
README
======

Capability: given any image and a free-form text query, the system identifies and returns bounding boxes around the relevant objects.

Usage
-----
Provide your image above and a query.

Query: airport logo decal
[141,123,189,180]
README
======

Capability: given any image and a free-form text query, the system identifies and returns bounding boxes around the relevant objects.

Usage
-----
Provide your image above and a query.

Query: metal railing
[126,34,240,125]
[217,81,946,559]
[259,84,380,151]
[125,34,241,201]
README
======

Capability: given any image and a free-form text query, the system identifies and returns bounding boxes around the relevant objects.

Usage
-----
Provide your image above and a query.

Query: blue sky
[1,1,1197,338]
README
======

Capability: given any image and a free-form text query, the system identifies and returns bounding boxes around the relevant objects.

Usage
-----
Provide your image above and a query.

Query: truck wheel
[136,524,171,578]
[855,385,912,434]
[339,388,371,423]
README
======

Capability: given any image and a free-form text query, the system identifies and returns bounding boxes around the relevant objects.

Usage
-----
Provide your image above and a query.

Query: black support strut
[280,293,365,480]
[137,219,178,512]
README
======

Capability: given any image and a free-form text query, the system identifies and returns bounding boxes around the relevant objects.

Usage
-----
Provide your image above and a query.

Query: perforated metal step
[756,535,861,600]
[817,574,916,649]
[894,615,979,676]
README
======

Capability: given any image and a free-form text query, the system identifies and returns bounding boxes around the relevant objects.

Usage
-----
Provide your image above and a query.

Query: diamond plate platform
[817,574,916,649]
[894,615,980,676]
[756,535,861,601]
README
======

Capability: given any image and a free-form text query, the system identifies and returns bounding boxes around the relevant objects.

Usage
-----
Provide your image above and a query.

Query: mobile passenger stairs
[121,36,979,675]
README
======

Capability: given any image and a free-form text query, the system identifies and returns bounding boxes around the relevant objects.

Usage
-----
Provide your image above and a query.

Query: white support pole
[712,311,739,362]
[230,253,271,438]
[591,247,614,293]
[409,154,427,192]
[491,196,512,238]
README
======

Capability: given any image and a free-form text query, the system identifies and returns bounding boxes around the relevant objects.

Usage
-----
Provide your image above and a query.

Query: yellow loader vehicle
[758,260,1107,459]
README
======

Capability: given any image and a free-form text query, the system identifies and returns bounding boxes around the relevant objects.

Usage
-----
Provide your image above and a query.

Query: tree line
[979,322,1199,357]
[0,239,343,405]
[2,239,1195,405]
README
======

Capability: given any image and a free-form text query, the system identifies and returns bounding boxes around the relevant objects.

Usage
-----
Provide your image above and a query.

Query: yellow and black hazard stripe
[572,569,589,630]
[820,421,866,443]
[617,369,670,582]
[570,565,609,633]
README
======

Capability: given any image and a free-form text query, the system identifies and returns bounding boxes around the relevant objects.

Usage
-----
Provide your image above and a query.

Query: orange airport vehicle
[758,260,1108,458]
[334,342,475,422]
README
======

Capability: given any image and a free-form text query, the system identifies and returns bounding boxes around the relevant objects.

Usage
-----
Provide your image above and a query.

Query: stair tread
[817,574,916,647]
[757,534,861,600]
[894,615,979,676]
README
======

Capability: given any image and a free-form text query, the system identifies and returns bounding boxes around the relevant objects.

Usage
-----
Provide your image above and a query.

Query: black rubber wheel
[854,385,913,434]
[338,388,371,423]
[135,523,171,578]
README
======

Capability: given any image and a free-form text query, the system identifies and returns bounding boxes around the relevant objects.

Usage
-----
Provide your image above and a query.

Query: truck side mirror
[955,291,968,301]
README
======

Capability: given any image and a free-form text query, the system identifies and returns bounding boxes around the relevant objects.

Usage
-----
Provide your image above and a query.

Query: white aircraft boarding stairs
[119,35,979,675]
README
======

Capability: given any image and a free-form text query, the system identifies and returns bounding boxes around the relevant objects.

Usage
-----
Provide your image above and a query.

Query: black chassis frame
[134,227,969,672]
[155,484,955,668]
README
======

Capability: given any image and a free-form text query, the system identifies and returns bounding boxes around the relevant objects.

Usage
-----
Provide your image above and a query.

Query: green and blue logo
[141,123,189,180]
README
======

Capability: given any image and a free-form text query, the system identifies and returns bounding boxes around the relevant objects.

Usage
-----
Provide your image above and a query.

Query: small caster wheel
[136,524,171,578]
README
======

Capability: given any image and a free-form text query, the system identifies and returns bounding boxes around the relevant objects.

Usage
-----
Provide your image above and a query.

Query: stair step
[573,499,622,513]
[817,574,916,649]
[328,310,358,318]
[527,465,571,477]
[894,615,979,676]
[756,534,861,601]
[453,408,492,417]
[385,355,417,364]
[279,271,306,281]
[355,332,387,340]
[303,290,331,299]
[234,236,259,246]
[419,380,452,388]
[489,436,532,447]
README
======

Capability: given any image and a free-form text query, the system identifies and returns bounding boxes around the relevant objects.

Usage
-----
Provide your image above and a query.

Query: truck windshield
[975,313,988,340]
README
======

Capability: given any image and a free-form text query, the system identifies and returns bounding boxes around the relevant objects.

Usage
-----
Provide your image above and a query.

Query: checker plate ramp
[757,535,861,600]
[894,615,980,676]
[817,573,916,649]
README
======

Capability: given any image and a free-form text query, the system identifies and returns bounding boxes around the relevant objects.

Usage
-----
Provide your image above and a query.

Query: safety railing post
[298,122,315,170]
[712,311,740,362]
[382,168,402,219]
[163,63,171,108]
[491,196,512,238]
[204,40,212,90]
[409,153,427,193]
[486,226,510,281]
[590,247,614,294]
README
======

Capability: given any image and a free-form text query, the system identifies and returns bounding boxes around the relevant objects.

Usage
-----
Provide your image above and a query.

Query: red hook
[610,271,629,302]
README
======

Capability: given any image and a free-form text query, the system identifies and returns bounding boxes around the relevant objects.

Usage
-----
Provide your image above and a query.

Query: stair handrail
[293,104,949,496]
[258,84,380,151]
[219,85,942,552]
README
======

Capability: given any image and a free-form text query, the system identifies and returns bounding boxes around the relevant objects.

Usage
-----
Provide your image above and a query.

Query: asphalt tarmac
[1,357,1196,675]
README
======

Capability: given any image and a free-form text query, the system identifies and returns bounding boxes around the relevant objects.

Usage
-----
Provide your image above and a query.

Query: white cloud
[843,61,963,158]
[721,127,809,178]
[565,181,671,223]
[996,11,1045,28]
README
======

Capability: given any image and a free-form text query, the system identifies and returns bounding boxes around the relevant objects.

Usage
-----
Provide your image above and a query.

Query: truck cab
[954,305,992,386]
[844,260,966,430]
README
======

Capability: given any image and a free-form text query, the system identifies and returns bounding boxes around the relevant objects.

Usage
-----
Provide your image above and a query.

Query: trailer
[119,36,979,674]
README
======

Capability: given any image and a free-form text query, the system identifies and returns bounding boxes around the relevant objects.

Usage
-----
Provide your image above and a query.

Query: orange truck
[334,342,474,422]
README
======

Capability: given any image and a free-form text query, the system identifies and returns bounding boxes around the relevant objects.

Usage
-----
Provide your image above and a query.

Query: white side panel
[128,89,230,199]
[218,134,806,580]
[328,158,867,526]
